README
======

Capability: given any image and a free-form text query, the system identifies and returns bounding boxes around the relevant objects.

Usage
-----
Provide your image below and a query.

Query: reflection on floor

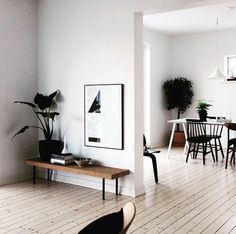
[0,147,236,234]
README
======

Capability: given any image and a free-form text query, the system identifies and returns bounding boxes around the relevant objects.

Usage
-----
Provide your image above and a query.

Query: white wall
[171,29,236,119]
[0,0,37,185]
[171,29,236,145]
[144,28,171,147]
[36,0,230,196]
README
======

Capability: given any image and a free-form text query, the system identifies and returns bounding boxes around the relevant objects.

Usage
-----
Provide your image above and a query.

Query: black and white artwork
[84,84,124,150]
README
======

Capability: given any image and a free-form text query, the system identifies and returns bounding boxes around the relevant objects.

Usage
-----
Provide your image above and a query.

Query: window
[225,55,236,79]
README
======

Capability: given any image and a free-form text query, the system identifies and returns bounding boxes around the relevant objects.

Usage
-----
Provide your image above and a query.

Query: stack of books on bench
[51,153,74,165]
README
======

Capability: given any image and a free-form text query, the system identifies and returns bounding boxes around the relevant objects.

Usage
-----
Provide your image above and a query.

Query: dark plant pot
[198,110,207,121]
[39,140,64,161]
[172,131,185,147]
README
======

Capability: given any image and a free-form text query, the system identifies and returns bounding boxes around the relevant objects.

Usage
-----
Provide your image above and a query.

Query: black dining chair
[206,116,224,161]
[186,119,215,165]
[143,135,160,183]
[224,123,236,169]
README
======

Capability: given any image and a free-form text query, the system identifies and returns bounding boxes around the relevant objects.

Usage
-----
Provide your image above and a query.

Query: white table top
[167,118,225,125]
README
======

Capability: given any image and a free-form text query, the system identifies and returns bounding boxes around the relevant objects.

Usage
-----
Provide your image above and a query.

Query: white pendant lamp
[208,18,226,79]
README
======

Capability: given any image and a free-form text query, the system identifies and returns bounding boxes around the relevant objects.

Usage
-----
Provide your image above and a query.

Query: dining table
[167,118,225,158]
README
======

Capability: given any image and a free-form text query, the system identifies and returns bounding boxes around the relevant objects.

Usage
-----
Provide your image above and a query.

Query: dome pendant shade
[208,67,225,79]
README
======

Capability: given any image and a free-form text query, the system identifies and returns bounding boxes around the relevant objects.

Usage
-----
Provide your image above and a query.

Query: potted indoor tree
[12,90,64,161]
[196,100,212,121]
[163,77,194,146]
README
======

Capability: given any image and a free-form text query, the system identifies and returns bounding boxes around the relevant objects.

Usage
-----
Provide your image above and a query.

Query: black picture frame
[84,84,124,150]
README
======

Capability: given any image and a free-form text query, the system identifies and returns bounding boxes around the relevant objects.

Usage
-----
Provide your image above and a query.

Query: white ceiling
[143,3,236,36]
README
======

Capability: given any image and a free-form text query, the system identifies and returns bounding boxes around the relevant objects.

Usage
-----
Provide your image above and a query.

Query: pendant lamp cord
[216,17,219,68]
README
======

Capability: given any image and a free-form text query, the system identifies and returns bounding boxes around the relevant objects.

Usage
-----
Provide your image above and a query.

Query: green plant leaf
[14,101,36,108]
[36,112,59,121]
[12,126,29,140]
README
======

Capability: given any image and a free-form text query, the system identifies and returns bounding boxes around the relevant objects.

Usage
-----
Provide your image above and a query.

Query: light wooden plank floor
[0,147,236,234]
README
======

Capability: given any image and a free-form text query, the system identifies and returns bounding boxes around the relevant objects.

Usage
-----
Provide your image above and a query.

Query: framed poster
[84,84,124,150]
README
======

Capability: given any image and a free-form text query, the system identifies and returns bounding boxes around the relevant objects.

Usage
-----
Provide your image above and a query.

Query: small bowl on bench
[74,157,92,167]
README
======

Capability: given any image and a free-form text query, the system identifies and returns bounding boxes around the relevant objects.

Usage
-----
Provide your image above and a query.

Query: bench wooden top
[26,158,129,180]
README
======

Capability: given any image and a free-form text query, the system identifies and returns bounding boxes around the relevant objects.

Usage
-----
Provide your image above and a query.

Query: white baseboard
[38,169,144,197]
[0,172,31,186]
[149,144,166,149]
[134,184,146,197]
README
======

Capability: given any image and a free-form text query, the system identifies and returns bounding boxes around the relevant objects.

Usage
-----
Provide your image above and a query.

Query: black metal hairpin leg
[47,169,50,181]
[33,166,36,184]
[48,169,53,181]
[116,178,118,195]
[102,178,105,200]
[47,169,53,181]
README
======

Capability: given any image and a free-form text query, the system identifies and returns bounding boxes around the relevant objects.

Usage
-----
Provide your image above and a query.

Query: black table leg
[102,178,105,200]
[116,178,118,195]
[33,166,36,184]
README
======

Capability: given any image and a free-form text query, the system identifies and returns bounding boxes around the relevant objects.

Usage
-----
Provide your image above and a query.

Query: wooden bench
[26,158,129,200]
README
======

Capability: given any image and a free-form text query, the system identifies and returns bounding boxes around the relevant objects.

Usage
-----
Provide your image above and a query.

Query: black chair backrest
[186,119,223,138]
[207,123,223,137]
[143,134,148,151]
[143,135,146,147]
[224,123,236,142]
[186,120,206,139]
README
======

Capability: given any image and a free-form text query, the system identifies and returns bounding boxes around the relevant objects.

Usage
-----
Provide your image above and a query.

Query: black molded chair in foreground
[224,123,236,169]
[143,135,160,183]
[78,202,136,234]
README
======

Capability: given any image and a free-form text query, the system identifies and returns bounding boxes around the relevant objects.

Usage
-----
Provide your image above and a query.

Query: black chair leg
[150,155,158,184]
[192,143,196,159]
[218,138,224,159]
[195,143,199,159]
[209,142,215,162]
[214,139,218,162]
[225,147,230,169]
[203,143,206,165]
[230,152,234,164]
[186,142,192,163]
[144,154,158,184]
[230,151,235,164]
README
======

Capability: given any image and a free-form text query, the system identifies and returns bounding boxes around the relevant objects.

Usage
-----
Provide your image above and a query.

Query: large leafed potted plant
[12,90,64,161]
[163,77,194,146]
